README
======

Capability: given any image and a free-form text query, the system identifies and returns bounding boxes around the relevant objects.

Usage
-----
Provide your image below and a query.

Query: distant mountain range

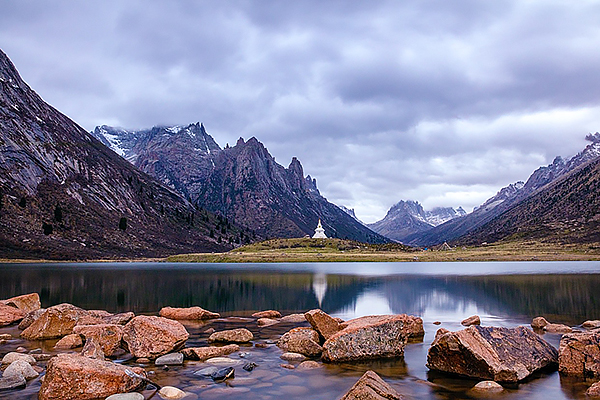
[397,135,600,246]
[368,201,466,243]
[92,124,387,243]
[0,49,235,259]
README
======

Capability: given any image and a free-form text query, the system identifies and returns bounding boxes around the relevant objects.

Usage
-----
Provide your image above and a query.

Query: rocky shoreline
[1,293,600,399]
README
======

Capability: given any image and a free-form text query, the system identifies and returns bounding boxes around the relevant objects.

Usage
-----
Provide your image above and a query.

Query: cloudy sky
[3,1,600,222]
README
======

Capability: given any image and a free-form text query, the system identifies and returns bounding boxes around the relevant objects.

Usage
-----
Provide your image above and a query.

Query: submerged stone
[211,366,235,381]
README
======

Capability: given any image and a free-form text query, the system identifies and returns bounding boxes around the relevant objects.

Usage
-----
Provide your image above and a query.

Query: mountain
[407,135,600,246]
[368,200,465,242]
[0,49,233,260]
[460,155,600,245]
[92,125,387,243]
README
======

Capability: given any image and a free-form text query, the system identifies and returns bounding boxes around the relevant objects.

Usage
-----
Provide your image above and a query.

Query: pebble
[137,358,151,364]
[0,333,12,340]
[3,359,39,380]
[471,381,504,393]
[155,353,184,366]
[296,361,320,370]
[211,366,235,382]
[1,352,36,365]
[280,352,306,362]
[193,366,219,377]
[243,362,258,371]
[204,328,216,334]
[16,347,27,353]
[255,343,270,348]
[239,351,250,358]
[280,363,295,370]
[204,357,242,366]
[105,393,145,400]
[158,386,187,400]
[0,375,26,390]
[32,353,53,362]
[433,321,441,325]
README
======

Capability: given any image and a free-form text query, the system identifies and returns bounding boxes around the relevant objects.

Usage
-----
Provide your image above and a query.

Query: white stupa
[312,219,328,239]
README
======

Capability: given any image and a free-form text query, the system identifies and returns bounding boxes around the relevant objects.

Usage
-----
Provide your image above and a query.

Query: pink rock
[277,327,323,357]
[304,309,341,340]
[1,293,41,313]
[159,306,220,320]
[123,316,189,359]
[54,334,83,350]
[181,344,240,360]
[339,370,402,400]
[252,310,281,319]
[73,324,124,357]
[38,354,145,400]
[0,303,25,327]
[559,330,600,377]
[20,303,89,340]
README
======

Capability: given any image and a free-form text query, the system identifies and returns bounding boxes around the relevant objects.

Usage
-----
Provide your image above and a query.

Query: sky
[2,1,600,223]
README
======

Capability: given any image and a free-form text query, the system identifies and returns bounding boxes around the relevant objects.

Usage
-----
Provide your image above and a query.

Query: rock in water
[304,309,341,340]
[1,293,41,313]
[531,316,549,329]
[18,308,45,330]
[322,315,419,362]
[470,381,504,394]
[252,310,281,319]
[277,327,323,357]
[159,306,220,320]
[122,316,189,359]
[0,375,26,391]
[181,344,239,360]
[461,315,481,326]
[243,362,257,371]
[158,386,186,400]
[3,359,39,380]
[208,328,253,343]
[20,303,88,340]
[54,333,83,349]
[0,303,25,327]
[211,366,235,382]
[587,381,600,397]
[1,352,36,365]
[105,393,145,400]
[339,370,402,400]
[155,353,184,366]
[582,320,600,329]
[38,354,145,400]
[73,324,124,357]
[544,323,572,333]
[559,330,600,377]
[427,325,558,382]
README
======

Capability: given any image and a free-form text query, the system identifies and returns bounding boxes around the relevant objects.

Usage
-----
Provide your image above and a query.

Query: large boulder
[208,328,253,343]
[558,330,600,378]
[277,327,323,357]
[123,316,189,359]
[0,303,25,327]
[20,303,89,340]
[38,354,145,400]
[427,325,558,382]
[181,344,240,361]
[305,309,341,340]
[1,293,41,313]
[18,308,45,330]
[339,370,403,400]
[322,315,419,362]
[73,324,124,357]
[159,306,220,320]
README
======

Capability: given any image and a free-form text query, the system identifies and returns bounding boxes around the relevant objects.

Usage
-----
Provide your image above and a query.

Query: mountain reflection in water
[0,263,599,325]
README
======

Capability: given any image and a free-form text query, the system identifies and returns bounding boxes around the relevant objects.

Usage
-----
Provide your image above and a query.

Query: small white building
[312,219,327,239]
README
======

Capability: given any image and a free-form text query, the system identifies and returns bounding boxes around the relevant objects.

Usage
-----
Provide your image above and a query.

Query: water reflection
[0,264,599,326]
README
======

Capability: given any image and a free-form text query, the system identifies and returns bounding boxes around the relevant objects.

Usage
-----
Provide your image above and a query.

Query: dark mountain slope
[407,138,600,246]
[0,49,230,259]
[459,156,600,245]
[93,126,387,243]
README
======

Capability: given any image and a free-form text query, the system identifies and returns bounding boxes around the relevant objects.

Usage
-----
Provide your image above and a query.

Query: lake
[1,261,599,399]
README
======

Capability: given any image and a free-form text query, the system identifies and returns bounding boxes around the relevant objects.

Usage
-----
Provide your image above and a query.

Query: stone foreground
[339,370,403,400]
[322,314,421,362]
[427,325,558,382]
[559,330,600,378]
[123,315,189,359]
[38,354,145,400]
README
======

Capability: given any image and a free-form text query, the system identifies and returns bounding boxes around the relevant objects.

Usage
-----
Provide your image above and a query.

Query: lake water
[1,261,599,399]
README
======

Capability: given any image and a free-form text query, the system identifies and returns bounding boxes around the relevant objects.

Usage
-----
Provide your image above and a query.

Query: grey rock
[194,366,219,377]
[211,366,235,382]
[105,393,145,400]
[0,374,27,391]
[3,360,39,380]
[155,352,184,366]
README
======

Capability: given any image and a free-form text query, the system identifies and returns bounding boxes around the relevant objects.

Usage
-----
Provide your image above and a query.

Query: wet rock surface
[123,316,189,359]
[208,328,254,343]
[558,330,600,377]
[322,315,418,362]
[339,370,403,399]
[38,354,145,400]
[427,325,558,382]
[159,306,220,320]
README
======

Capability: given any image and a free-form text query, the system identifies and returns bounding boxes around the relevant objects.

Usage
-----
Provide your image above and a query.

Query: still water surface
[1,261,599,399]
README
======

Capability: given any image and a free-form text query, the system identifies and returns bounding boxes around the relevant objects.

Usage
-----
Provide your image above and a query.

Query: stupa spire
[312,218,327,239]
